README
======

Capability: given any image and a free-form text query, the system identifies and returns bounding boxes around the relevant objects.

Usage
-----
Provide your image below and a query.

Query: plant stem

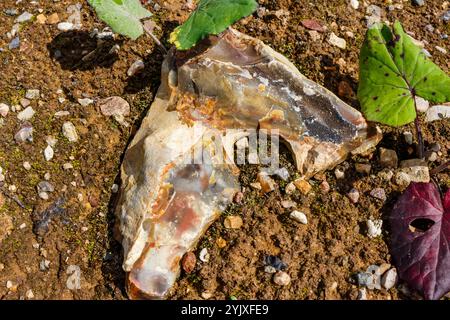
[430,160,450,176]
[413,95,424,159]
[144,24,168,54]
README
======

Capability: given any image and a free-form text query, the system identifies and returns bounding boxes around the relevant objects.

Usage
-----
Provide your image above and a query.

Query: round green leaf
[88,0,152,40]
[169,0,258,50]
[358,21,450,127]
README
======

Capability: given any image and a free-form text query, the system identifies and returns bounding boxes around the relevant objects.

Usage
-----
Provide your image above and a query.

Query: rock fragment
[381,268,398,290]
[290,210,308,224]
[17,107,35,121]
[273,271,291,286]
[293,179,311,195]
[25,89,40,100]
[0,103,9,117]
[366,219,383,238]
[224,216,243,229]
[328,33,347,49]
[62,122,79,142]
[379,148,398,168]
[181,252,196,273]
[370,188,386,202]
[44,145,54,161]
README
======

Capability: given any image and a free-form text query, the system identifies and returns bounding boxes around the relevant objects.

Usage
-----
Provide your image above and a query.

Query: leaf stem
[430,160,450,176]
[143,24,168,54]
[412,95,424,159]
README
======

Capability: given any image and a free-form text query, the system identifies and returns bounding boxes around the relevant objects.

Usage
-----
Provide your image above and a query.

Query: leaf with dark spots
[390,182,450,300]
[358,21,450,127]
[169,0,258,50]
[301,19,325,32]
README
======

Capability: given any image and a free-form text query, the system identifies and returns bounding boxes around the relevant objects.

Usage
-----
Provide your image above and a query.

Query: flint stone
[115,29,381,300]
[379,148,398,168]
[399,159,430,183]
[425,105,450,122]
[99,96,130,117]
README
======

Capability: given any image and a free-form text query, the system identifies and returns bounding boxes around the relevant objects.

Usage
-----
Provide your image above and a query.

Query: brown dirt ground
[0,0,449,300]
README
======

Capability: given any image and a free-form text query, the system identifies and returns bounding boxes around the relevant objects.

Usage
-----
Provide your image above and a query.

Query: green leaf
[88,0,152,40]
[169,0,258,50]
[358,21,450,127]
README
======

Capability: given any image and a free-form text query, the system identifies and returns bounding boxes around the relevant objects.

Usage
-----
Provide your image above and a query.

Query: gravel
[14,124,33,143]
[17,107,35,121]
[15,12,33,23]
[44,145,54,161]
[199,248,210,263]
[66,265,81,290]
[370,188,386,202]
[381,268,398,290]
[273,271,291,286]
[366,219,383,238]
[347,188,360,204]
[0,103,9,117]
[290,210,308,224]
[328,32,346,49]
[25,89,40,100]
[9,36,20,50]
[62,122,79,142]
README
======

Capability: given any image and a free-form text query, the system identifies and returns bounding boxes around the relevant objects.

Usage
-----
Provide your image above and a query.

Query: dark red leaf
[301,19,325,32]
[390,182,450,300]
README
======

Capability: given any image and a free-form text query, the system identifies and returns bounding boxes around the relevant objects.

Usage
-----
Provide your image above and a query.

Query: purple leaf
[390,182,450,300]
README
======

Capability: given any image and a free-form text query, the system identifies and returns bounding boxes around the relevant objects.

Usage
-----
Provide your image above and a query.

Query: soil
[0,0,449,300]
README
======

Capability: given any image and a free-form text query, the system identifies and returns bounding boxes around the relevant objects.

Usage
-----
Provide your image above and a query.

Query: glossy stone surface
[116,29,381,299]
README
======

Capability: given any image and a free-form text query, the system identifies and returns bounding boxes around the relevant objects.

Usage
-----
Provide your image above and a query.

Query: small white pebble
[357,288,367,300]
[427,152,438,162]
[57,22,74,31]
[335,168,345,179]
[39,192,49,200]
[350,0,359,10]
[381,268,398,290]
[62,122,79,142]
[201,292,213,299]
[367,219,383,238]
[17,106,35,121]
[199,248,210,263]
[78,98,94,107]
[0,103,9,117]
[403,131,413,145]
[111,184,119,193]
[26,289,35,299]
[19,223,26,229]
[63,163,73,170]
[290,210,308,225]
[44,145,54,161]
[23,161,31,170]
[264,266,277,274]
[273,271,291,286]
[415,96,429,113]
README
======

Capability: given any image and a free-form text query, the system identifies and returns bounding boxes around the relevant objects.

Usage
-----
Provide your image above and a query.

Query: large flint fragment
[116,29,381,299]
